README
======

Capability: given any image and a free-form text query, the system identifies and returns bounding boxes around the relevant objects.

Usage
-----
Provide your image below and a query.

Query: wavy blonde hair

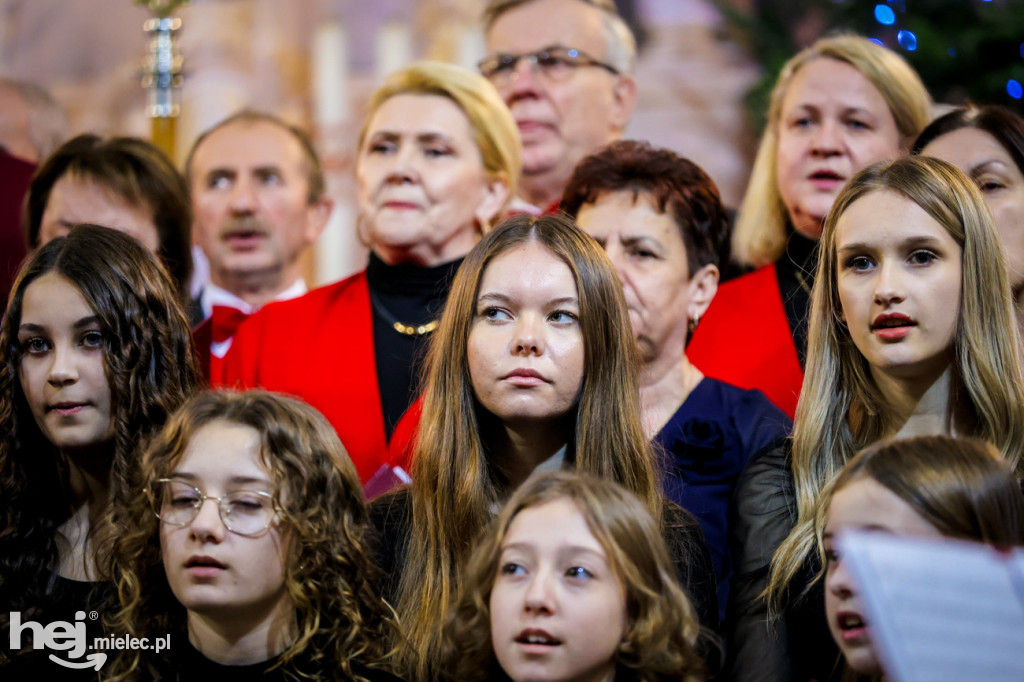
[106,390,400,681]
[441,470,705,682]
[733,33,932,267]
[767,155,1024,611]
[358,60,520,213]
[395,213,661,681]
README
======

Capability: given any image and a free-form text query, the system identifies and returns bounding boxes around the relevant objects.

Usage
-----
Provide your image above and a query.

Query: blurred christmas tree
[715,0,1024,132]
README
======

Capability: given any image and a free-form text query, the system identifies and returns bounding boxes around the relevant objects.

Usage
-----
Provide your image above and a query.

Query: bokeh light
[897,30,918,51]
[874,4,896,25]
[1008,79,1023,100]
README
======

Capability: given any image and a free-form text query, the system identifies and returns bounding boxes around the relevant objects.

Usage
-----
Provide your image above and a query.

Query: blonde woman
[220,61,521,481]
[687,34,931,418]
[729,156,1024,681]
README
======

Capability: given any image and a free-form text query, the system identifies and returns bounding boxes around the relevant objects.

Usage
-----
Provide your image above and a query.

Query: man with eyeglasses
[482,0,637,215]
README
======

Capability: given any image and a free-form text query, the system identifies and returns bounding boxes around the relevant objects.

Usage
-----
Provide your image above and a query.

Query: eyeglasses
[150,478,281,538]
[478,46,619,85]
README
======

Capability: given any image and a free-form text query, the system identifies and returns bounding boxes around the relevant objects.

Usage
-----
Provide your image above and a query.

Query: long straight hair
[767,156,1024,608]
[395,213,660,681]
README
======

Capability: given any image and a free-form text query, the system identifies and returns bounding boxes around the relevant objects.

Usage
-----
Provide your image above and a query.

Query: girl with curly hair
[0,225,199,674]
[106,390,403,681]
[442,470,706,682]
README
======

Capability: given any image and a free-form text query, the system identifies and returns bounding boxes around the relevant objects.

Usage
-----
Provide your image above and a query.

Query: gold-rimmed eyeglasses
[149,478,281,538]
[478,46,619,86]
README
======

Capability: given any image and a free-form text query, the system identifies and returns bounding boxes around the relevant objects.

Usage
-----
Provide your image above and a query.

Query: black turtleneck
[366,252,463,439]
[774,229,819,367]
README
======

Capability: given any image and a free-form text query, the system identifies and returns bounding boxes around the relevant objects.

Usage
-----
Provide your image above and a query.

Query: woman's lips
[808,170,845,191]
[871,312,916,340]
[503,368,547,386]
[48,402,88,417]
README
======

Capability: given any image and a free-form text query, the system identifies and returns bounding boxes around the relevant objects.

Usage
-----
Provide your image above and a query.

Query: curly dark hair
[560,139,731,274]
[106,390,401,681]
[0,225,200,643]
[23,133,194,299]
[441,470,706,682]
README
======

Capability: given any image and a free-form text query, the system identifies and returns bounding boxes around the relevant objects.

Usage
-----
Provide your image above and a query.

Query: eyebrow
[19,316,101,333]
[477,292,579,307]
[170,473,274,487]
[501,541,607,560]
[837,235,945,256]
[823,524,894,541]
[969,160,1010,176]
[370,131,455,145]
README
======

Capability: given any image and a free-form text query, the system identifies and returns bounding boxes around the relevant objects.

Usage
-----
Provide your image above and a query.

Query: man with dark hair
[186,111,332,321]
[481,0,638,214]
[186,112,332,375]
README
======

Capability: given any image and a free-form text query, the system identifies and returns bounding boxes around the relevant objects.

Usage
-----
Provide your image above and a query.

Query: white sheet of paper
[838,531,1024,682]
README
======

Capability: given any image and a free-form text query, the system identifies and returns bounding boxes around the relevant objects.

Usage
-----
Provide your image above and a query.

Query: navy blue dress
[654,377,791,621]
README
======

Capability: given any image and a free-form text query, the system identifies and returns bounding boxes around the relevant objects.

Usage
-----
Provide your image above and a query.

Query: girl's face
[823,476,944,675]
[17,272,114,452]
[356,93,508,267]
[775,58,902,240]
[921,127,1024,292]
[159,420,293,631]
[468,241,585,426]
[490,497,626,682]
[834,190,961,387]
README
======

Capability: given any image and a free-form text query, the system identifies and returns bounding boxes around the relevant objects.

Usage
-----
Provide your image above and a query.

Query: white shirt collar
[200,279,308,319]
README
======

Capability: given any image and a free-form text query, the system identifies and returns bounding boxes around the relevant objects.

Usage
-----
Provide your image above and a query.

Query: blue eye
[81,330,104,348]
[20,337,50,354]
[566,566,593,579]
[846,256,874,272]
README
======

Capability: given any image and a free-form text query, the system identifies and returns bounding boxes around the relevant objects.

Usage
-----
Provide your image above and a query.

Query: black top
[773,229,819,368]
[726,443,842,682]
[366,253,463,439]
[144,638,406,681]
[368,487,721,656]
[654,377,791,623]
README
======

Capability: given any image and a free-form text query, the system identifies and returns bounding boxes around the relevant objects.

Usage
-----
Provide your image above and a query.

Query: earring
[687,313,701,334]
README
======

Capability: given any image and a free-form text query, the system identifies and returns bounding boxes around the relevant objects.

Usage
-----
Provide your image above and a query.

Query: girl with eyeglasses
[106,390,403,681]
[0,225,199,676]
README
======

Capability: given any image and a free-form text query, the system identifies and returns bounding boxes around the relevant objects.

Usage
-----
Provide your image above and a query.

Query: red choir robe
[686,264,803,419]
[217,271,420,482]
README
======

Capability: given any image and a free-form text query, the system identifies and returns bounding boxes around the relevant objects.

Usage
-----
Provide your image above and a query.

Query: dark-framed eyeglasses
[478,46,620,85]
[150,478,281,538]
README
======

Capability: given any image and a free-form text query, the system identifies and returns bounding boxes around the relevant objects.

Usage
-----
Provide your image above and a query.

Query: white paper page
[838,531,1024,682]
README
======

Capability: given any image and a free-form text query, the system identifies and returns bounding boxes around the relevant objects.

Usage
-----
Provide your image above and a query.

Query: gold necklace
[369,291,439,337]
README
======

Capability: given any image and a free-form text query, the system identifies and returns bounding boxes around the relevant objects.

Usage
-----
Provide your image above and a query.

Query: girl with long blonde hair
[729,155,1024,681]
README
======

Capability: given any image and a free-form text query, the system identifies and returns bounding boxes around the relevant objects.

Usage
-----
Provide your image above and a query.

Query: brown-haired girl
[0,224,200,673]
[107,390,403,681]
[443,470,707,682]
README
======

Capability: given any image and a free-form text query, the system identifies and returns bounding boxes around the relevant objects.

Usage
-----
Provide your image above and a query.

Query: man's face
[485,0,635,202]
[189,120,328,291]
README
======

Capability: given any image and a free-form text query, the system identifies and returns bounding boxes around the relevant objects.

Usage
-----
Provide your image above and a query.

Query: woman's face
[824,476,944,675]
[159,420,293,631]
[921,127,1024,292]
[576,190,716,364]
[834,190,961,388]
[16,272,114,453]
[490,497,626,682]
[468,241,585,426]
[356,93,508,267]
[776,58,902,240]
